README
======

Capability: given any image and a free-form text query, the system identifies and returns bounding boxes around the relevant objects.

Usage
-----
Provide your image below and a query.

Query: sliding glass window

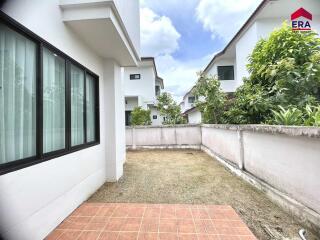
[43,48,66,153]
[0,23,37,164]
[86,74,97,143]
[71,64,85,147]
[0,15,100,175]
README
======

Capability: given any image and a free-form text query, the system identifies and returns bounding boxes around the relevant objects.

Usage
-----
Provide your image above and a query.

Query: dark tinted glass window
[130,74,140,80]
[217,66,234,80]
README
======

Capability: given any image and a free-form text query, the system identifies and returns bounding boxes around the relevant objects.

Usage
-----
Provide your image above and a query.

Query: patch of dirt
[88,150,319,240]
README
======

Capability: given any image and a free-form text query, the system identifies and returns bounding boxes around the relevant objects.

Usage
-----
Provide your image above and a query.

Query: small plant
[304,105,320,126]
[271,106,303,125]
[131,107,151,126]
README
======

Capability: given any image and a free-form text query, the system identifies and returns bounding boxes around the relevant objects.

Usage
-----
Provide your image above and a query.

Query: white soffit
[59,0,139,66]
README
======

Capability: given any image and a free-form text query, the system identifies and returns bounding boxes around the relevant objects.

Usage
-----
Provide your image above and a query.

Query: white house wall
[206,58,238,93]
[124,66,156,109]
[181,93,195,113]
[150,107,163,126]
[235,22,258,84]
[188,111,202,124]
[125,97,139,111]
[0,0,135,239]
[113,0,140,55]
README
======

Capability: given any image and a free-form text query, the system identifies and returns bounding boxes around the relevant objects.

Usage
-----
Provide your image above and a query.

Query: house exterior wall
[206,58,238,93]
[181,91,202,124]
[113,0,140,55]
[150,107,163,126]
[0,0,138,239]
[125,97,139,111]
[124,66,156,110]
[235,22,258,84]
[181,92,195,113]
[188,111,202,124]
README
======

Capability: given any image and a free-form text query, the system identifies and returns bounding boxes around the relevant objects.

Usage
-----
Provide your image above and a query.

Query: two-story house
[203,0,320,92]
[0,0,140,239]
[124,57,164,126]
[180,87,202,124]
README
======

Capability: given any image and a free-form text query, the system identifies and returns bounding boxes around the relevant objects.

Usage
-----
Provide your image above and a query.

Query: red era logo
[291,8,312,31]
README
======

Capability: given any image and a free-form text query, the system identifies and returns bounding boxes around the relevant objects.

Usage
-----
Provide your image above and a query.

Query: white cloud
[196,0,262,41]
[155,53,215,102]
[139,4,215,102]
[140,7,181,57]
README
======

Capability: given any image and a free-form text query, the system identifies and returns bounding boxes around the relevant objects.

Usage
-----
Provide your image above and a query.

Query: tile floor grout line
[99,203,118,240]
[137,204,147,240]
[205,206,221,240]
[157,204,162,240]
[83,204,104,240]
[175,205,179,240]
[96,204,109,240]
[189,204,198,240]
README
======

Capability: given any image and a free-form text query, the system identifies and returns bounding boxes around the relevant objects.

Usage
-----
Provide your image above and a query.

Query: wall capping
[128,124,320,138]
[126,124,201,129]
[202,124,320,138]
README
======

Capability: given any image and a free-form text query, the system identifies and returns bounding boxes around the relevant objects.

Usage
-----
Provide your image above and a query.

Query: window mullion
[66,61,71,151]
[95,78,100,143]
[84,70,87,144]
[37,42,44,158]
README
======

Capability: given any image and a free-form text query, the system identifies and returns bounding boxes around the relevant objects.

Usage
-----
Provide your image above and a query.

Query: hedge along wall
[126,124,320,232]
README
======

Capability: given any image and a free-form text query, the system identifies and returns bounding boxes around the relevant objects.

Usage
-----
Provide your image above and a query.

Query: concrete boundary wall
[126,125,202,149]
[126,124,320,233]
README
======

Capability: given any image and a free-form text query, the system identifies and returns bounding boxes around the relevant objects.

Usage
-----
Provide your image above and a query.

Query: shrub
[271,106,303,125]
[304,105,320,126]
[271,104,320,126]
[131,107,151,126]
[225,82,272,124]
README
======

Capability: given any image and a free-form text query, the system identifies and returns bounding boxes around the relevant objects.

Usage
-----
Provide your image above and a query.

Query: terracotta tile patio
[46,203,256,240]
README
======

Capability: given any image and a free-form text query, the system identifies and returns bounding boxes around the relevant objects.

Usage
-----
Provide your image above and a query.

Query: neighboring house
[0,1,140,239]
[180,87,202,124]
[124,57,164,126]
[203,0,320,93]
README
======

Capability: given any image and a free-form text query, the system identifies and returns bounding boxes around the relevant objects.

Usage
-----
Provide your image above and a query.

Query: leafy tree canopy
[227,22,320,124]
[193,73,226,124]
[156,92,186,125]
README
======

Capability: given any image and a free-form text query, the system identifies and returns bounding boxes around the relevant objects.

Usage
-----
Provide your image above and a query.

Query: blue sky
[140,0,262,101]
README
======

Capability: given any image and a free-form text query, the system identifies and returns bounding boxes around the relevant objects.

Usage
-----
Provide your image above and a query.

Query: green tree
[193,73,226,124]
[131,107,151,126]
[227,22,320,124]
[157,92,186,124]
